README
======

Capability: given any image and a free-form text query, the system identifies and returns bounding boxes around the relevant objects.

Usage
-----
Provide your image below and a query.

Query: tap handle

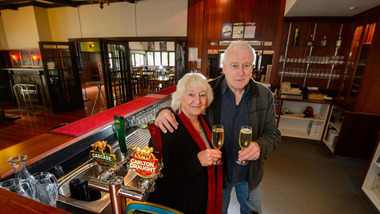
[148,122,162,159]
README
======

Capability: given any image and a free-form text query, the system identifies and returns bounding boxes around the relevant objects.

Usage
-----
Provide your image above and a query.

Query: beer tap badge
[130,146,158,178]
[90,141,117,168]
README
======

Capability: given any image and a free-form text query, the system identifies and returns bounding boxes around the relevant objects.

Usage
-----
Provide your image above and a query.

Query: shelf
[323,139,335,153]
[362,188,380,211]
[329,121,342,131]
[352,83,360,87]
[281,129,321,140]
[281,115,325,122]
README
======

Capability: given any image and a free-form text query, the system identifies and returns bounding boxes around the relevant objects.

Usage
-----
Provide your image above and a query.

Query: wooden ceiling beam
[0,4,19,10]
[35,0,78,7]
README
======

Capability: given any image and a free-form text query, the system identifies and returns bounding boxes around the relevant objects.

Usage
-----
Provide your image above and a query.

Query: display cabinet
[321,104,380,159]
[362,132,380,212]
[277,99,331,141]
[338,22,376,108]
[277,21,351,91]
[322,106,344,153]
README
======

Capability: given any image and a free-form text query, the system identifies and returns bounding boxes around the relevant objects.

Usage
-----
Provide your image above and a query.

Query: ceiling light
[349,6,357,10]
[88,0,110,9]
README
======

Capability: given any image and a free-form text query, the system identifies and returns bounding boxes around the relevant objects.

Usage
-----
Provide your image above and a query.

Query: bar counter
[0,93,172,179]
[0,86,176,213]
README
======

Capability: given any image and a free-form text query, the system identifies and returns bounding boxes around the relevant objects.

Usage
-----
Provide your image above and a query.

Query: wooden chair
[132,69,143,95]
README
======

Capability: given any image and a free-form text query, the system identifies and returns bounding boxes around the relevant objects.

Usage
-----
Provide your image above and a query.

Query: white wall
[0,0,188,49]
[1,7,40,49]
[285,0,297,15]
[79,2,136,38]
[136,0,187,36]
[34,7,52,41]
[0,15,8,49]
[48,7,81,41]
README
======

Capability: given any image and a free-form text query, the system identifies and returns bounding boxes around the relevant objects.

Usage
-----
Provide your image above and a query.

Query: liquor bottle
[293,28,299,46]
[307,35,314,47]
[336,36,342,47]
[321,36,327,47]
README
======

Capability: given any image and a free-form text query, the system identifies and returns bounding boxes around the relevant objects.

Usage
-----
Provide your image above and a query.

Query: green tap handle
[114,115,127,154]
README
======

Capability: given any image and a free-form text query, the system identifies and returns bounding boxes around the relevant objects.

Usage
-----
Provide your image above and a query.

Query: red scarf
[178,112,223,214]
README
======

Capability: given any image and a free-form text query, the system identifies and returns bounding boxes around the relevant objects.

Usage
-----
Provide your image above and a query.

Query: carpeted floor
[227,137,376,214]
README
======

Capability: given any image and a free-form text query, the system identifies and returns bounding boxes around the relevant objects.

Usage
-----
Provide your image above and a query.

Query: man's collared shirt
[220,79,251,185]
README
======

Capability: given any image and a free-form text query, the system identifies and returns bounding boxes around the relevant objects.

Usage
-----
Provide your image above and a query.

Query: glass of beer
[236,125,252,165]
[212,125,224,165]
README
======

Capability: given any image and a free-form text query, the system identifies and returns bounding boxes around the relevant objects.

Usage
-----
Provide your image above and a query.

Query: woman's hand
[155,109,179,133]
[197,149,222,167]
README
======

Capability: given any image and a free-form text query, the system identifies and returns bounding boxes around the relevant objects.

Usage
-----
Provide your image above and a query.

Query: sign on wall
[222,23,232,39]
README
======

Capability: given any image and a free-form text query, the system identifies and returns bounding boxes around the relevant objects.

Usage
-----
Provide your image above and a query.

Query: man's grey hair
[222,41,256,65]
[171,73,214,112]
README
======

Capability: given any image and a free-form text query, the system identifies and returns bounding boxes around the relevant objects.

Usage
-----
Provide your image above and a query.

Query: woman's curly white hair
[171,73,213,112]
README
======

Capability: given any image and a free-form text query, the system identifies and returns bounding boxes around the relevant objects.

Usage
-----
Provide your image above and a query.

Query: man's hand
[238,141,260,162]
[197,149,222,167]
[154,109,179,133]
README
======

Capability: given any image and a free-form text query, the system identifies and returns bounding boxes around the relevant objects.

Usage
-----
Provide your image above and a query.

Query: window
[169,52,175,66]
[146,51,175,66]
[147,52,154,65]
[162,52,168,66]
[154,52,161,66]
[131,53,145,67]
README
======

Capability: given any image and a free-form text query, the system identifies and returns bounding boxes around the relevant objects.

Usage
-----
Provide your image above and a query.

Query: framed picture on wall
[160,42,167,51]
[148,42,155,50]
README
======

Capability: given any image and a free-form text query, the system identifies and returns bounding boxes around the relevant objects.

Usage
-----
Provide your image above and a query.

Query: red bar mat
[154,85,176,95]
[51,97,159,137]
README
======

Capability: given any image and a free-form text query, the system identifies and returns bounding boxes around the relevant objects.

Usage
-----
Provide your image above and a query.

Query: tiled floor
[227,137,375,214]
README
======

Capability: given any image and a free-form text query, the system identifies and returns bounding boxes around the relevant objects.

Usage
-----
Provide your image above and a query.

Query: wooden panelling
[334,112,380,159]
[187,0,205,71]
[355,16,380,114]
[204,0,283,41]
[187,0,286,75]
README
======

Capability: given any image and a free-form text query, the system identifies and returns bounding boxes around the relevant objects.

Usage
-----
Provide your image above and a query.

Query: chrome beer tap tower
[88,122,163,214]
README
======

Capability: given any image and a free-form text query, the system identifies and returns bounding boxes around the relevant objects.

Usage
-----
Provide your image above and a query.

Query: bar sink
[57,147,126,214]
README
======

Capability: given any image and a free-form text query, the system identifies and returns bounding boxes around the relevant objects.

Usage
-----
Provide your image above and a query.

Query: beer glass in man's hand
[212,125,224,165]
[236,126,252,165]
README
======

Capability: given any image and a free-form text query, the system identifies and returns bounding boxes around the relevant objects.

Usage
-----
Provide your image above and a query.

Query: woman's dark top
[148,114,209,214]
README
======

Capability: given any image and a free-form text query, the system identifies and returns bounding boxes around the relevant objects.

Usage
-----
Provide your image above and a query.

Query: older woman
[148,73,223,214]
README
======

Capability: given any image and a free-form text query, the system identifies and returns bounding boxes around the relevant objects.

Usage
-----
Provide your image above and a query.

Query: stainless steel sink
[57,146,125,214]
[56,128,151,214]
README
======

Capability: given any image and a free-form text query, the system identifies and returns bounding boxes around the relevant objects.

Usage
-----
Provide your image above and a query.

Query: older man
[155,41,281,214]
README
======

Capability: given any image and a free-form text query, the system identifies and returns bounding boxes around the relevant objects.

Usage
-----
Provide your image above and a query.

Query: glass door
[99,39,133,108]
[39,42,84,113]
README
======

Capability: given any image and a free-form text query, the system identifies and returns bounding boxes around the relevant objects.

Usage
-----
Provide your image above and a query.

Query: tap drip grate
[126,129,151,148]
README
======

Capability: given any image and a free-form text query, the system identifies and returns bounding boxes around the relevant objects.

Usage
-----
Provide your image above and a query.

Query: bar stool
[13,84,45,111]
[86,81,107,115]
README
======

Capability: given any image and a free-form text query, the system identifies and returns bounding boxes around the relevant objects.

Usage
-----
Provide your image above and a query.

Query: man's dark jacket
[206,75,281,193]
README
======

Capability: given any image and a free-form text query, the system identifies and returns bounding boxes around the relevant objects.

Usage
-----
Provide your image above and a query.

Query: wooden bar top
[0,133,75,179]
[0,188,70,214]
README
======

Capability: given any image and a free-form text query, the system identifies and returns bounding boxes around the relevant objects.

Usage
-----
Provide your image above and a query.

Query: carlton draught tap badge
[90,141,117,168]
[130,146,158,178]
